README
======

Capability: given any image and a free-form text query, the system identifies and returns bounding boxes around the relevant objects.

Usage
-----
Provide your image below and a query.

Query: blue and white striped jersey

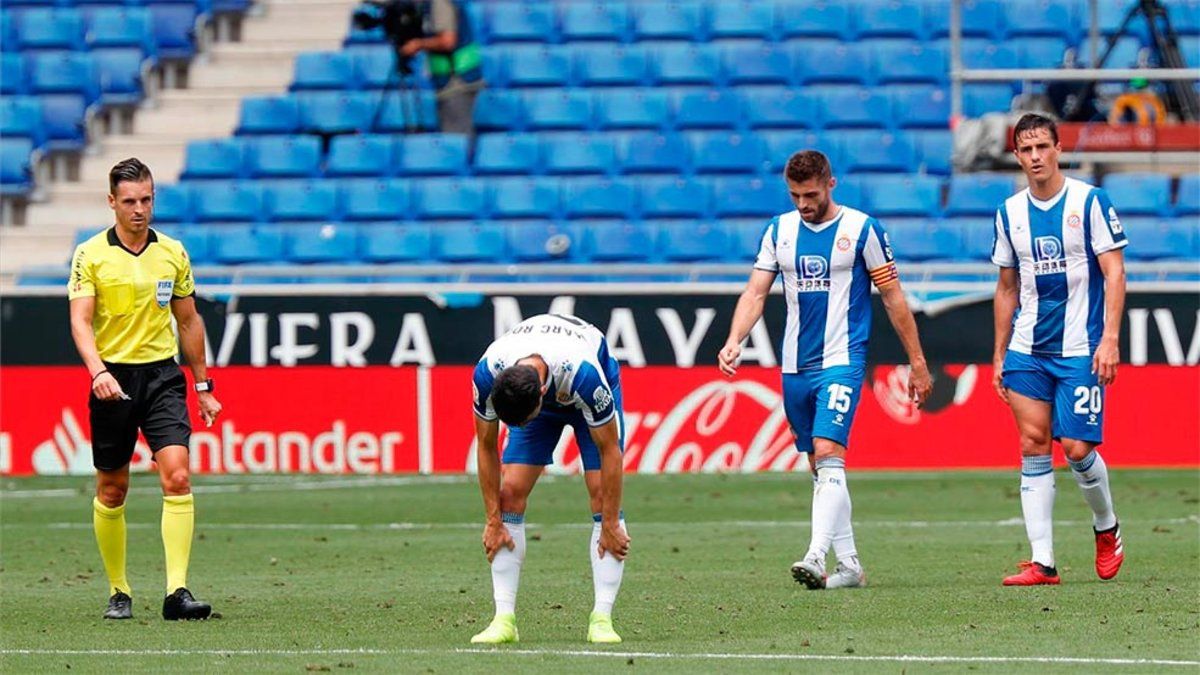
[992,177,1128,357]
[755,207,898,373]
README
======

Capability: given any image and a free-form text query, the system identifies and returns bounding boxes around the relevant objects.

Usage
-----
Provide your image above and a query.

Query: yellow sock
[161,494,195,593]
[93,497,131,596]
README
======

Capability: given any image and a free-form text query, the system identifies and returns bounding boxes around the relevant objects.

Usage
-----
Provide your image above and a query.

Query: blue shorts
[503,380,625,472]
[782,365,865,453]
[1002,351,1104,444]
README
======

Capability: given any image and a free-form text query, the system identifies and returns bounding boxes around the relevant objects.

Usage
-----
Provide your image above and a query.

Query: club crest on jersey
[1033,236,1066,275]
[798,255,831,291]
[1107,206,1123,234]
[155,280,174,307]
[1067,213,1081,228]
[836,235,852,252]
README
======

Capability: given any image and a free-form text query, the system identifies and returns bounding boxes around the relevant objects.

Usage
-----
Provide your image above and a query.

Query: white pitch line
[0,475,473,499]
[0,647,1195,667]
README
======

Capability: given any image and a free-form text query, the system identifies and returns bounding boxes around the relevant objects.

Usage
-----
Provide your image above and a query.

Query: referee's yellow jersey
[68,227,195,364]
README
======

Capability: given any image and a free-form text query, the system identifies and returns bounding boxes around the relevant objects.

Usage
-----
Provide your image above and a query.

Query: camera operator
[398,0,484,139]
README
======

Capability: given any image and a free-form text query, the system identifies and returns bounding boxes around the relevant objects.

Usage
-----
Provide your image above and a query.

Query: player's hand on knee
[92,372,126,402]
[482,521,514,563]
[717,344,742,377]
[598,524,630,561]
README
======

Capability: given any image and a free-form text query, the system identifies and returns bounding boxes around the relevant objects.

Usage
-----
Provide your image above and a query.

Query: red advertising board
[2,365,1197,476]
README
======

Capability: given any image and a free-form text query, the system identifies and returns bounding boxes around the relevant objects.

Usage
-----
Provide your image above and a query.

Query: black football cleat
[103,591,133,620]
[162,587,212,620]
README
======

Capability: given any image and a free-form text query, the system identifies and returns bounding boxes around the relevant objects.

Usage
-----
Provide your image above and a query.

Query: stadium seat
[657,220,729,262]
[236,95,301,135]
[245,135,322,178]
[291,51,355,91]
[487,2,557,43]
[148,3,200,61]
[859,174,943,217]
[38,95,89,152]
[326,134,393,178]
[672,89,742,129]
[595,89,671,130]
[727,218,772,261]
[632,1,706,41]
[432,222,507,262]
[561,177,637,219]
[505,45,571,87]
[152,183,191,224]
[688,132,765,174]
[473,89,525,131]
[87,7,155,53]
[523,89,595,130]
[834,174,865,210]
[761,130,840,172]
[506,221,582,262]
[0,97,44,146]
[1176,174,1200,215]
[638,176,709,218]
[490,177,560,219]
[742,86,820,129]
[944,218,998,262]
[857,1,925,40]
[873,41,947,84]
[191,181,263,224]
[618,131,690,174]
[962,84,1015,116]
[887,85,950,129]
[945,173,1016,216]
[338,178,409,222]
[791,41,871,85]
[1124,218,1199,260]
[926,0,1006,40]
[584,221,656,262]
[94,49,148,107]
[778,0,853,40]
[811,87,890,129]
[298,91,374,134]
[210,224,285,264]
[1005,0,1081,42]
[182,138,245,179]
[359,223,433,263]
[0,138,35,196]
[28,53,99,102]
[474,133,541,175]
[1171,0,1200,36]
[722,44,792,85]
[155,225,211,264]
[397,133,469,176]
[651,43,722,85]
[1102,172,1173,216]
[709,0,774,40]
[17,8,84,51]
[0,14,15,55]
[375,89,438,132]
[412,178,488,220]
[912,129,953,175]
[560,2,630,42]
[542,132,618,175]
[263,180,339,222]
[1,55,26,96]
[884,218,964,261]
[286,223,359,263]
[574,44,650,86]
[840,131,917,173]
[710,175,792,218]
[345,45,399,90]
[1009,37,1071,68]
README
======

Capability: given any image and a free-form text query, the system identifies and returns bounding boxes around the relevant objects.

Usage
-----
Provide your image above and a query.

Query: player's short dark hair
[784,150,832,184]
[492,364,542,427]
[1012,113,1059,148]
[109,158,153,194]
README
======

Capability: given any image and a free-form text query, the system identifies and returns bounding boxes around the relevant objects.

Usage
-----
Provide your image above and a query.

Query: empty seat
[560,2,630,42]
[291,51,355,91]
[245,135,322,178]
[1176,173,1200,215]
[658,221,730,262]
[148,3,200,61]
[505,45,571,87]
[840,130,917,173]
[962,84,1014,116]
[348,45,402,90]
[94,49,147,107]
[182,138,245,179]
[507,221,581,262]
[236,95,301,135]
[1101,172,1173,216]
[87,7,155,53]
[397,133,468,176]
[155,225,211,264]
[28,53,99,102]
[945,173,1016,216]
[709,0,774,40]
[727,218,774,260]
[490,177,560,219]
[339,178,409,222]
[326,134,394,177]
[433,222,507,262]
[811,86,890,128]
[761,130,840,172]
[792,41,871,85]
[887,85,950,129]
[632,1,706,41]
[487,2,557,43]
[286,223,358,263]
[857,1,926,40]
[638,176,709,218]
[210,224,285,264]
[834,174,865,209]
[298,91,374,134]
[359,223,433,262]
[412,178,487,219]
[595,89,671,130]
[584,221,656,262]
[961,40,1020,69]
[722,44,792,85]
[912,129,953,175]
[152,183,191,223]
[191,181,263,223]
[18,8,84,51]
[263,180,339,222]
[689,132,765,174]
[1124,218,1198,260]
[1010,37,1071,68]
[619,131,690,174]
[946,218,998,262]
[1005,0,1081,41]
[38,95,88,151]
[926,0,1006,39]
[0,97,44,146]
[475,133,541,175]
[574,44,650,86]
[373,91,438,133]
[0,138,34,196]
[473,89,526,131]
[710,175,792,218]
[873,41,947,84]
[672,89,742,129]
[542,132,617,175]
[1,54,26,96]
[885,219,965,261]
[860,175,943,217]
[561,177,637,218]
[778,0,853,40]
[652,43,722,85]
[742,86,820,129]
[523,89,595,130]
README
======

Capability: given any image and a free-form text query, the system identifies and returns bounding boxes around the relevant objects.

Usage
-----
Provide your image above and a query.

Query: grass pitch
[2,469,1198,673]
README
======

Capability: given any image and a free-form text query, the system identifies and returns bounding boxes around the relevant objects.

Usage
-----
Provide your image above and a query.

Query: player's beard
[811,196,833,223]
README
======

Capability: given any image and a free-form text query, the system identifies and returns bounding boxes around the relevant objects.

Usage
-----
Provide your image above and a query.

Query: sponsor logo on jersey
[592,385,613,412]
[1033,236,1066,275]
[1107,206,1123,234]
[798,255,831,291]
[156,279,174,307]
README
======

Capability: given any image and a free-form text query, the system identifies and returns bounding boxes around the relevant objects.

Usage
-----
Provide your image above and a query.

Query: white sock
[589,513,625,616]
[831,491,859,570]
[1020,455,1056,568]
[805,457,849,564]
[1069,449,1117,531]
[491,513,526,616]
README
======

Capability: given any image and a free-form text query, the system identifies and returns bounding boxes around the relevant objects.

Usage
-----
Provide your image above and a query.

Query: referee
[68,158,222,621]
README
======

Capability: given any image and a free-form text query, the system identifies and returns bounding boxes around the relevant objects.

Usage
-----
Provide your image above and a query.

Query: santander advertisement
[3,364,1197,476]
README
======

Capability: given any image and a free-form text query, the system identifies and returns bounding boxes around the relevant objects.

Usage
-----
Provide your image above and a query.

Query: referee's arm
[170,296,222,426]
[69,296,127,401]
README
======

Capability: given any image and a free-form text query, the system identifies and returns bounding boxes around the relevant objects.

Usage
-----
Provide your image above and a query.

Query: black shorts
[89,358,191,471]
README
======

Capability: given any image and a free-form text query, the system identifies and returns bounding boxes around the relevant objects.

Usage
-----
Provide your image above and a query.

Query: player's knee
[161,467,191,495]
[96,483,127,507]
[1018,431,1051,456]
[498,486,527,515]
[1061,439,1092,462]
[811,439,844,463]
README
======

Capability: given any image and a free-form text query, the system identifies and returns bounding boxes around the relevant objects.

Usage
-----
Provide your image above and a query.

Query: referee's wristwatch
[195,379,215,393]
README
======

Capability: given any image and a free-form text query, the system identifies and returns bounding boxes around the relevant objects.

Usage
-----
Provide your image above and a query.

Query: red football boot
[1094,522,1125,580]
[1002,561,1061,586]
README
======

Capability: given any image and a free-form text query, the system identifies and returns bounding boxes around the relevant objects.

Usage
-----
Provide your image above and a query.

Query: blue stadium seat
[584,221,656,262]
[523,89,595,130]
[148,3,200,61]
[761,130,840,172]
[657,220,729,262]
[397,133,469,176]
[38,95,88,152]
[860,175,943,217]
[1124,218,1199,260]
[17,8,84,51]
[778,0,852,40]
[433,222,507,262]
[887,85,950,129]
[298,91,374,134]
[29,53,99,102]
[945,218,997,262]
[373,90,437,132]
[791,41,871,85]
[710,175,792,218]
[326,134,394,177]
[709,0,774,40]
[413,178,488,220]
[857,1,925,40]
[561,177,637,218]
[651,43,722,85]
[191,181,263,223]
[618,131,690,174]
[359,223,432,262]
[873,41,947,84]
[912,129,953,175]
[595,88,671,130]
[1171,0,1200,36]
[487,2,557,43]
[722,44,792,85]
[155,225,211,264]
[884,219,963,261]
[245,135,322,178]
[1,55,26,96]
[0,14,15,55]
[840,131,917,173]
[1102,172,1173,216]
[672,88,742,129]
[211,224,284,264]
[1005,0,1081,42]
[834,174,864,210]
[574,44,650,86]
[338,178,409,222]
[689,132,764,174]
[182,138,245,179]
[473,89,526,131]
[505,45,571,87]
[962,84,1014,116]
[0,96,44,146]
[474,133,541,175]
[960,40,1020,69]
[87,7,155,53]
[632,1,706,41]
[1176,174,1200,215]
[560,2,630,42]
[94,49,147,107]
[926,0,1006,40]
[811,86,890,129]
[727,218,772,261]
[945,173,1016,216]
[507,221,582,262]
[638,176,709,218]
[286,223,358,263]
[490,177,560,219]
[742,86,820,129]
[263,179,339,223]
[0,138,34,196]
[542,132,618,175]
[291,51,355,91]
[1010,37,1071,68]
[236,95,301,135]
[152,183,191,224]
[346,45,402,90]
